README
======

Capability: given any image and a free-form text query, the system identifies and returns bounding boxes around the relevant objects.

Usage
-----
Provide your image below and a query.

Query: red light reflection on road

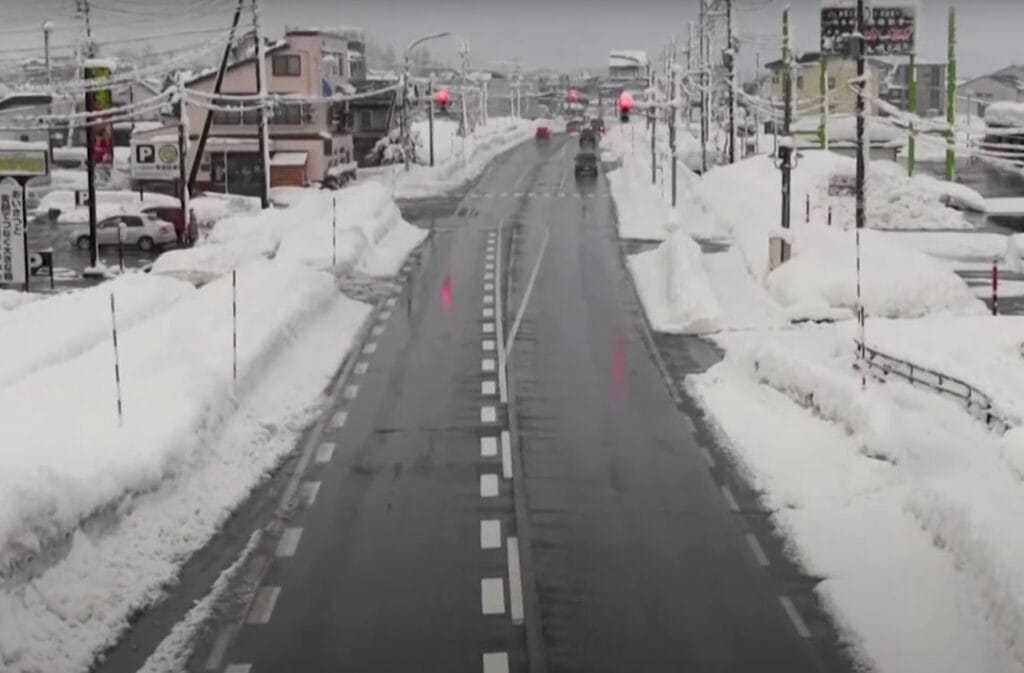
[611,337,628,406]
[442,270,453,315]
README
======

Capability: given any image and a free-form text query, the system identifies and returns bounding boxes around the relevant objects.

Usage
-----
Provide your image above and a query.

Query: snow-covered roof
[0,139,48,151]
[985,101,1024,127]
[270,151,308,167]
[608,51,648,68]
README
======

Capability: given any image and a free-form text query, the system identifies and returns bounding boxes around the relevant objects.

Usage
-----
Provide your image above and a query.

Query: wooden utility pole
[699,0,708,173]
[726,0,736,163]
[855,0,866,230]
[945,7,957,182]
[781,7,793,230]
[253,0,270,208]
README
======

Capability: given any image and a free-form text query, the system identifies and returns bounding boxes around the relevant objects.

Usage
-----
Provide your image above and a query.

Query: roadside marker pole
[332,196,337,267]
[827,205,833,227]
[110,293,124,426]
[992,260,998,316]
[856,229,865,390]
[805,193,810,223]
[232,269,238,387]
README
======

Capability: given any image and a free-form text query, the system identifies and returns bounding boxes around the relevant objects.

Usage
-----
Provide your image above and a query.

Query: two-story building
[764,52,888,116]
[957,66,1024,120]
[883,60,947,117]
[135,26,364,195]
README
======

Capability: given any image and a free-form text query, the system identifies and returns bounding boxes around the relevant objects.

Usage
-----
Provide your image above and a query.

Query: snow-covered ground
[610,117,1024,673]
[360,116,537,199]
[0,185,426,672]
[33,189,180,223]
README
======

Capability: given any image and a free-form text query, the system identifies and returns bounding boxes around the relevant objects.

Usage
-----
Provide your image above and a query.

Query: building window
[828,76,836,89]
[272,102,310,125]
[272,54,301,77]
[359,109,373,130]
[772,75,780,85]
[797,76,804,90]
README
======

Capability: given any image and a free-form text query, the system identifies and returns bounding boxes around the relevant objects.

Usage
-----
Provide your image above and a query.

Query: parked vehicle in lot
[536,125,552,140]
[574,150,599,178]
[142,206,198,244]
[69,213,176,252]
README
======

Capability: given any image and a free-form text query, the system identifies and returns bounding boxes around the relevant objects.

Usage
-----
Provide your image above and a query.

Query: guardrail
[854,340,1011,434]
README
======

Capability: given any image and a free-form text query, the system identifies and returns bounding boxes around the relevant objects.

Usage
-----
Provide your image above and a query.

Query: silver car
[69,214,177,252]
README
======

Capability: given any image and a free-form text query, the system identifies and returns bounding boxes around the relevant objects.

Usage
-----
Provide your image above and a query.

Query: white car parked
[69,213,177,252]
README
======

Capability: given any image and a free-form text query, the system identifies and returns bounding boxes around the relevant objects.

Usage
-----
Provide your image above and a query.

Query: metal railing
[854,340,1011,434]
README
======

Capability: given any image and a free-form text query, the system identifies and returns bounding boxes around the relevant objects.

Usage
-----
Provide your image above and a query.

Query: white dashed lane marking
[485,262,494,271]
[483,294,494,305]
[224,665,252,673]
[385,297,397,308]
[482,339,496,351]
[354,361,369,376]
[480,436,498,457]
[482,358,496,373]
[343,384,359,400]
[299,481,321,506]
[363,342,377,354]
[380,309,392,320]
[314,442,335,464]
[482,380,497,396]
[721,484,740,512]
[746,534,770,566]
[481,406,497,423]
[480,473,499,497]
[371,325,384,337]
[330,411,348,428]
[276,527,303,558]
[484,282,494,292]
[483,652,510,673]
[483,307,494,318]
[480,520,502,549]
[481,577,506,614]
[483,322,495,334]
[780,596,812,638]
[246,587,281,624]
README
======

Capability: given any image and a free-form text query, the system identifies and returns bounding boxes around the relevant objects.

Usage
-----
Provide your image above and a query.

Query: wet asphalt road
[191,135,852,673]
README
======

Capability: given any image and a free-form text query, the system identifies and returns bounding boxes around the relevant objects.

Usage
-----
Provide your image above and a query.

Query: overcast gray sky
[2,0,1024,79]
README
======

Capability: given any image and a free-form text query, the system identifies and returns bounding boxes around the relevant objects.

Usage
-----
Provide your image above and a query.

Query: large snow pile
[0,274,192,388]
[690,326,1024,673]
[628,232,722,333]
[0,260,372,672]
[152,182,425,284]
[792,113,905,146]
[361,116,536,199]
[766,228,985,319]
[190,193,262,227]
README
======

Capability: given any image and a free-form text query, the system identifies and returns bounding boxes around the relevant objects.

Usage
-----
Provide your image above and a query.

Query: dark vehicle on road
[574,150,599,178]
[590,118,605,135]
[579,128,598,151]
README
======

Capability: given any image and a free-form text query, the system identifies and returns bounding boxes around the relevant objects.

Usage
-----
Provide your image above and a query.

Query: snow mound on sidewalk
[766,228,985,319]
[691,328,1024,673]
[152,183,422,283]
[0,260,340,579]
[628,232,723,334]
[0,274,193,389]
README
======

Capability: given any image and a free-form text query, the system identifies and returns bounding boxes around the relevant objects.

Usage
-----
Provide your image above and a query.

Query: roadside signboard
[821,5,916,57]
[85,60,114,165]
[0,147,49,177]
[0,178,27,285]
[131,140,180,180]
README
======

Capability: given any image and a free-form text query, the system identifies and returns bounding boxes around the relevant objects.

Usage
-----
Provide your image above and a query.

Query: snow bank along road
[131,136,853,673]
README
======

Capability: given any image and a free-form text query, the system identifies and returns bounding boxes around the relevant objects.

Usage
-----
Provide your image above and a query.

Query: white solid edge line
[314,441,335,464]
[746,533,770,566]
[481,406,497,423]
[246,586,281,624]
[275,527,304,558]
[721,484,740,512]
[501,430,512,479]
[331,411,348,428]
[224,665,253,673]
[481,577,506,614]
[481,519,502,549]
[480,473,499,497]
[507,537,525,624]
[779,596,812,638]
[481,436,498,457]
[483,652,510,673]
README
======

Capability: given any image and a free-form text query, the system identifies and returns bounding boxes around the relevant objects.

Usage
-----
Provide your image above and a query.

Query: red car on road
[535,125,552,140]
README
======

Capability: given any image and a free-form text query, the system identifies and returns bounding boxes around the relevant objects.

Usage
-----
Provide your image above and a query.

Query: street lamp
[41,20,53,85]
[403,31,453,171]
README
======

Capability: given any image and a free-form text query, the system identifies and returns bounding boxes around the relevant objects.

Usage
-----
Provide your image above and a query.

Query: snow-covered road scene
[3,2,1024,673]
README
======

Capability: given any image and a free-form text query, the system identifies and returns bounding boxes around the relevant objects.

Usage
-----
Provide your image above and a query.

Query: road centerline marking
[480,473,499,497]
[483,653,510,673]
[481,577,506,614]
[780,596,812,638]
[481,520,502,549]
[746,534,770,566]
[721,484,740,512]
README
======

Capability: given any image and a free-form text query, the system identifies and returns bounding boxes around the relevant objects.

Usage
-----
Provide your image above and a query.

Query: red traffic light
[618,92,634,111]
[569,89,579,102]
[436,88,451,105]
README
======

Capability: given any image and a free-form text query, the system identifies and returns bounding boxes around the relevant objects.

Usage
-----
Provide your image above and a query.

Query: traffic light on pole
[619,91,633,123]
[437,88,451,113]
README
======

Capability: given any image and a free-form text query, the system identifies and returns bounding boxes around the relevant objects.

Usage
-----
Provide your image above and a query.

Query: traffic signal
[568,89,579,102]
[619,92,634,123]
[437,88,451,113]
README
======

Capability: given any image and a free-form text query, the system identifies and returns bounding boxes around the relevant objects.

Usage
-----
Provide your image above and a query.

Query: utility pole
[907,53,917,175]
[177,74,190,242]
[42,21,53,85]
[428,77,435,167]
[726,0,736,164]
[945,7,957,182]
[855,0,866,230]
[699,0,708,173]
[650,60,657,185]
[669,42,678,207]
[78,0,95,57]
[687,21,694,132]
[754,51,761,155]
[84,63,99,269]
[819,52,828,149]
[252,0,270,207]
[781,7,793,230]
[189,0,244,191]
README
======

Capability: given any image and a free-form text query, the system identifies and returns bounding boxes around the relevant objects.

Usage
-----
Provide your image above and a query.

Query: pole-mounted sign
[0,143,48,290]
[821,4,916,57]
